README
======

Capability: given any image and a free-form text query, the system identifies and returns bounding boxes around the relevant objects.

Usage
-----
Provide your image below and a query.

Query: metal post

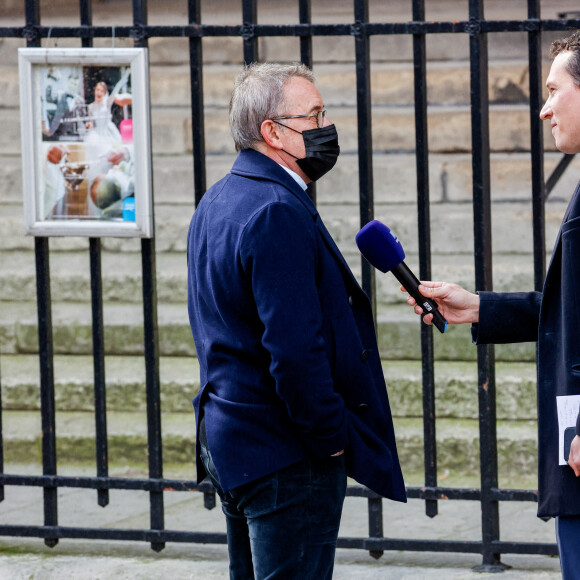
[132,0,165,553]
[412,0,438,520]
[527,0,546,291]
[189,0,207,207]
[36,237,59,548]
[89,238,109,508]
[354,0,375,313]
[26,0,59,549]
[80,0,110,510]
[299,0,316,205]
[299,0,313,68]
[242,0,258,65]
[468,0,505,571]
[353,0,382,560]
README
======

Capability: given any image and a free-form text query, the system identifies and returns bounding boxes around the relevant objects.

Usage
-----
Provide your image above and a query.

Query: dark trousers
[200,440,346,580]
[556,515,580,579]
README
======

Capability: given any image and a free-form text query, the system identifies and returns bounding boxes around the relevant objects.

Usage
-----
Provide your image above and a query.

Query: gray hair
[229,62,315,152]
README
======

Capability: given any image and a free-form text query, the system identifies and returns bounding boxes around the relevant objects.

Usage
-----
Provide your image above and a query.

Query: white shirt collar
[279,164,308,191]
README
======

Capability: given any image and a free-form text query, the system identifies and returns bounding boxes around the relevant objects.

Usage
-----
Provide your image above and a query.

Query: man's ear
[260,119,284,150]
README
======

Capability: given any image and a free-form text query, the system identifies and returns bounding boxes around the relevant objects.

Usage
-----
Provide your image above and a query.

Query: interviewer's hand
[401,281,480,326]
[568,435,580,476]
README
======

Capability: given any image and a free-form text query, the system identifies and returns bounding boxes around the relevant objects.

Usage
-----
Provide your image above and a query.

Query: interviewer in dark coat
[404,31,580,580]
[187,62,405,579]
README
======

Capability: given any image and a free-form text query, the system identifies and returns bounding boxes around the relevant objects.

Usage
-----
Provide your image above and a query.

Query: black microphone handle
[391,262,448,334]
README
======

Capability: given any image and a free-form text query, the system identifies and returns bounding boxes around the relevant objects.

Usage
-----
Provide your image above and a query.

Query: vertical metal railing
[528,0,546,291]
[131,0,166,553]
[187,0,216,512]
[189,0,207,207]
[299,0,316,205]
[80,0,111,511]
[35,239,59,549]
[468,0,503,571]
[412,0,438,521]
[89,235,109,509]
[242,0,258,64]
[354,0,375,312]
[26,0,60,550]
[352,0,383,561]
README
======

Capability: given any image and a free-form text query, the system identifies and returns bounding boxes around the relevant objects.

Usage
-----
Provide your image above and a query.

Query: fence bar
[132,0,165,554]
[35,237,59,549]
[468,0,504,572]
[0,469,543,504]
[242,0,258,65]
[412,0,438,520]
[141,233,165,554]
[79,0,92,38]
[354,0,375,310]
[25,0,40,34]
[187,0,212,504]
[189,0,207,207]
[0,523,557,555]
[299,0,316,205]
[89,239,109,508]
[352,0,382,560]
[81,0,110,510]
[299,0,313,67]
[26,0,59,550]
[8,18,580,43]
[528,0,546,291]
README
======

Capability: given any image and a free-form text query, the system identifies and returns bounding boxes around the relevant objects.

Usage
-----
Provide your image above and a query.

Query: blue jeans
[200,440,347,580]
[556,515,580,579]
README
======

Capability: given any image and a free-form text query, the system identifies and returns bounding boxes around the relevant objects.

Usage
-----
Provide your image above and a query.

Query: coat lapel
[231,149,363,291]
[543,179,580,290]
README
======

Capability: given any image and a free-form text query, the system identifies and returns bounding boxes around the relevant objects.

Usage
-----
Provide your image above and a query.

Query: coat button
[357,403,369,413]
[348,295,353,307]
[360,349,370,361]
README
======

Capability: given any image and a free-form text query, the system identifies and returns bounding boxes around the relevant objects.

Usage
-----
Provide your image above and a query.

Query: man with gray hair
[187,62,405,579]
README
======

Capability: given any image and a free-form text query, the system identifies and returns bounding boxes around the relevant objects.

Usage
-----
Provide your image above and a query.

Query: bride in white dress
[85,68,132,143]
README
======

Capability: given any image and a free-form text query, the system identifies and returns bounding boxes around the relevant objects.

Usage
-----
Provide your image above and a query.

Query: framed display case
[18,47,153,237]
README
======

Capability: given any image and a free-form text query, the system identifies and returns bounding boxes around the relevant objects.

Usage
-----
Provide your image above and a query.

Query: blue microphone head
[355,220,406,273]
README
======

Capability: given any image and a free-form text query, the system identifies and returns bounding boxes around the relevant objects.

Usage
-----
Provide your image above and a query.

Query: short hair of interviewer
[550,29,580,86]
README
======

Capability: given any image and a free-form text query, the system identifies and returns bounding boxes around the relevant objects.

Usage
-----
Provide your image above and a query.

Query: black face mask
[278,123,340,182]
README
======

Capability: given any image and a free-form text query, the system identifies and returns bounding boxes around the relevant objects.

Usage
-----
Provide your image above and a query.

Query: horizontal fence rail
[1,0,578,570]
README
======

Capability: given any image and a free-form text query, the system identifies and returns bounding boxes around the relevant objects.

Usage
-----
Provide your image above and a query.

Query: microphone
[355,220,448,334]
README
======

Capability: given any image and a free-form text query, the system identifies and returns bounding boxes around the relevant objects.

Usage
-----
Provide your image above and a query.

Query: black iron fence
[1,0,580,571]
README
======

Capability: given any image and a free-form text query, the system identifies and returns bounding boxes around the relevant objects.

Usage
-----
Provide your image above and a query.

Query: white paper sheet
[556,395,580,465]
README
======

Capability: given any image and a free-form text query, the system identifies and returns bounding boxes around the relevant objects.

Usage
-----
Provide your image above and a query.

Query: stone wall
[1,0,579,482]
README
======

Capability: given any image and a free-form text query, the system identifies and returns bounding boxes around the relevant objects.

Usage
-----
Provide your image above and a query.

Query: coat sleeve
[239,200,349,457]
[471,291,542,344]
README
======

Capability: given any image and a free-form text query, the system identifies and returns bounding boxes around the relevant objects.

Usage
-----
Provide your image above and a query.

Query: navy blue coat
[473,180,580,517]
[187,149,406,502]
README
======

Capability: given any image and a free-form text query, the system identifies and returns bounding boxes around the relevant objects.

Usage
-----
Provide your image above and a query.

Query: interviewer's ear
[260,119,284,150]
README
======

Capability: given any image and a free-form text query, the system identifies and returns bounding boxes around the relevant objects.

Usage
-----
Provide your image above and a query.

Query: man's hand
[401,281,480,326]
[568,435,580,476]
